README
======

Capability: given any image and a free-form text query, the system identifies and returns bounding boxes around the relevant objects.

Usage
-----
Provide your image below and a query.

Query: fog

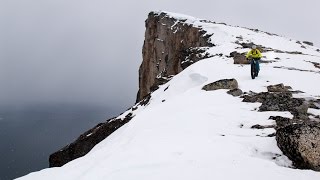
[1,0,319,109]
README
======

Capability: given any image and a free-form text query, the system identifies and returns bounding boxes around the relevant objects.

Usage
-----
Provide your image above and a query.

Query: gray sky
[1,0,319,109]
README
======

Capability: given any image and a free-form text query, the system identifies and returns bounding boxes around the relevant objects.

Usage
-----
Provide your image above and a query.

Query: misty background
[1,0,320,179]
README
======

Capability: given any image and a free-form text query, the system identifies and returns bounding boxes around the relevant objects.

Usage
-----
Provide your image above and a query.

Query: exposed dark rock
[274,49,285,53]
[227,88,243,96]
[181,47,213,69]
[49,92,154,167]
[149,76,173,92]
[230,51,248,64]
[276,122,320,171]
[238,42,255,49]
[202,79,238,91]
[251,124,275,129]
[49,113,134,167]
[267,133,276,137]
[273,66,320,74]
[287,51,303,55]
[259,94,307,119]
[269,116,305,129]
[137,11,214,102]
[305,61,320,69]
[242,91,308,120]
[236,35,243,41]
[309,99,320,109]
[267,83,291,92]
[242,85,320,171]
[139,93,152,106]
[303,41,314,46]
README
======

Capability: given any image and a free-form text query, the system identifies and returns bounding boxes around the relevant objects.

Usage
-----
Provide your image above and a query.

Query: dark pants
[252,58,260,72]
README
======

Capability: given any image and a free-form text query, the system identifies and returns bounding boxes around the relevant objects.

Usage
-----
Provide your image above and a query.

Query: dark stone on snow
[149,76,173,93]
[303,41,314,46]
[276,122,320,171]
[181,47,213,69]
[267,133,276,137]
[269,116,305,129]
[230,51,248,64]
[202,79,238,91]
[267,83,291,92]
[251,124,275,129]
[309,99,320,110]
[242,91,308,120]
[227,88,243,96]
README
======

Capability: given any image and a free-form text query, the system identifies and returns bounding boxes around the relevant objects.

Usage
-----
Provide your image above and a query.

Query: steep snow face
[17,12,320,180]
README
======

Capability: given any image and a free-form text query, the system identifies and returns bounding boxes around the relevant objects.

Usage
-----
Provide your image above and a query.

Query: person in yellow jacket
[246,45,262,76]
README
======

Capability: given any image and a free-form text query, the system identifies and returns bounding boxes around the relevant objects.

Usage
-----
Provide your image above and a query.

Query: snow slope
[17,12,320,180]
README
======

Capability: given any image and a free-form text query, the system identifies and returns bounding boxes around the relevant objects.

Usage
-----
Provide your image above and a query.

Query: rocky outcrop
[241,84,320,171]
[267,83,292,92]
[242,90,308,120]
[49,113,134,167]
[276,123,320,171]
[202,79,238,91]
[230,51,248,64]
[137,12,214,102]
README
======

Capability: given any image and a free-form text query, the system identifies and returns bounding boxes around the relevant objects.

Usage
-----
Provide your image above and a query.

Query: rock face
[49,11,215,167]
[202,79,238,91]
[49,113,134,167]
[276,123,320,171]
[137,12,214,102]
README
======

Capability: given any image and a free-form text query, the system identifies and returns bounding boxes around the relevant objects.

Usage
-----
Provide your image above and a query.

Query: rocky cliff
[137,12,214,102]
[49,11,213,167]
[18,11,320,180]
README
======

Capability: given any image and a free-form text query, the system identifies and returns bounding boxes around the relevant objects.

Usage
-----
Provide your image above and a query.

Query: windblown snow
[17,11,320,180]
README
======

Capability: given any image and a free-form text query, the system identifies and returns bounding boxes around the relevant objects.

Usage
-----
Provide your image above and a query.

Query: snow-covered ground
[17,11,320,180]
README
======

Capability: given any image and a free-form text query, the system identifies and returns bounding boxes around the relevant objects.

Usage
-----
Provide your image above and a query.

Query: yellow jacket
[246,49,262,59]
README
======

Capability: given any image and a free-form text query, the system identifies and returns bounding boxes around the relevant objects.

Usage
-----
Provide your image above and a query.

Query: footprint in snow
[189,73,208,84]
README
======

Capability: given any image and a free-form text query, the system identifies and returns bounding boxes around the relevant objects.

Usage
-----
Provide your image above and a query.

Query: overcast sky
[1,0,319,109]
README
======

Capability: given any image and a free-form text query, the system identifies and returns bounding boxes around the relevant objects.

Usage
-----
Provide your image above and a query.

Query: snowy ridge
[17,11,320,180]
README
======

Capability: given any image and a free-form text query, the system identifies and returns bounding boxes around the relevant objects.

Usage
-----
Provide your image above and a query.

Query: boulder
[227,88,243,96]
[230,51,248,64]
[276,122,320,171]
[202,79,238,91]
[267,83,291,92]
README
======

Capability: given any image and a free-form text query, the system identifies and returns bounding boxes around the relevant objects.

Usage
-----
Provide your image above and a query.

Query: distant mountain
[17,11,320,180]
